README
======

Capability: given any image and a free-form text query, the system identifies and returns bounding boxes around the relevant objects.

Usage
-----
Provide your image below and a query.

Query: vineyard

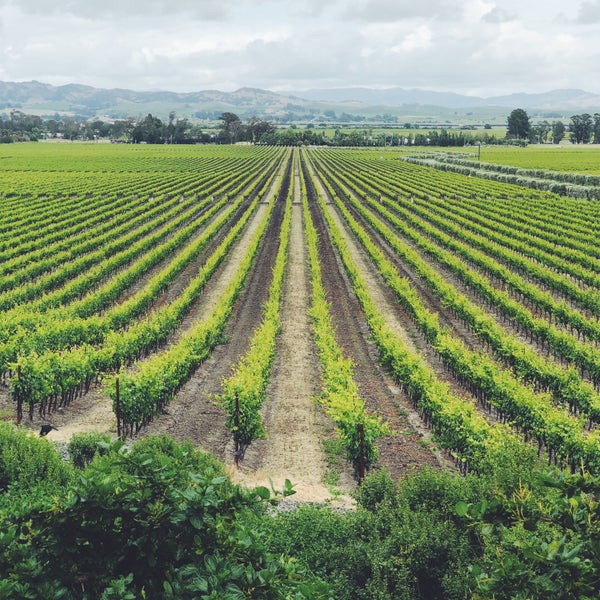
[2,142,600,495]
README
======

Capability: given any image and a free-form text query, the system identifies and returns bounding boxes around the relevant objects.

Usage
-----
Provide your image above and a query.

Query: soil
[234,199,351,504]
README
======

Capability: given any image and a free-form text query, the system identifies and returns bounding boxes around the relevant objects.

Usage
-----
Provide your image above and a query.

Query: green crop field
[2,140,600,468]
[2,141,600,598]
[473,143,600,173]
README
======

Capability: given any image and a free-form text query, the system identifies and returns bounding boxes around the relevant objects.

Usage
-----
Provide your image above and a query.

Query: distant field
[310,127,600,175]
[397,143,600,174]
[469,144,600,174]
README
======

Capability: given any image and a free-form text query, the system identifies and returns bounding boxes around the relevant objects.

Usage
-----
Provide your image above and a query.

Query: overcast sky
[0,0,599,97]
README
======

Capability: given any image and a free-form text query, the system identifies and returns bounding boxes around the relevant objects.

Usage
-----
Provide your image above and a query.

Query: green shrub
[355,467,397,512]
[0,436,327,598]
[267,505,365,600]
[0,422,71,493]
[68,432,111,468]
[127,434,226,479]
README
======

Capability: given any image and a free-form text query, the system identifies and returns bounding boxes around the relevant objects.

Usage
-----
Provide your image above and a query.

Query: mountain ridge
[290,87,600,111]
[1,80,599,120]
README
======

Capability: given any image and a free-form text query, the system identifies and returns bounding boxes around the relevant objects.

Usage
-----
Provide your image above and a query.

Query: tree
[218,111,242,143]
[593,113,600,144]
[551,120,566,144]
[165,111,190,144]
[569,113,593,144]
[246,116,275,143]
[111,118,135,141]
[62,117,80,141]
[531,120,550,143]
[507,108,531,140]
[130,113,164,144]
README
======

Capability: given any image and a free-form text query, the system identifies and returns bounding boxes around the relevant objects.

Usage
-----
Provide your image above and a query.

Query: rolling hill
[1,80,599,122]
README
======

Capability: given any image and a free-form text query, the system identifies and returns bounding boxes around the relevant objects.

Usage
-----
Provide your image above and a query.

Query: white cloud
[0,0,598,95]
[346,0,462,21]
[577,0,600,23]
[481,6,516,23]
[0,0,234,20]
[391,25,433,52]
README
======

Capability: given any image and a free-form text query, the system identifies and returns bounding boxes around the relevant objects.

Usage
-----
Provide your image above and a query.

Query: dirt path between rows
[304,152,452,473]
[233,173,354,504]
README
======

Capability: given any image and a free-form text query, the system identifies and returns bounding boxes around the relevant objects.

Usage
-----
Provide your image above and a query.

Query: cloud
[283,0,344,17]
[482,7,517,23]
[390,25,433,52]
[576,0,600,23]
[0,0,233,20]
[0,0,598,96]
[344,0,462,22]
[242,31,360,89]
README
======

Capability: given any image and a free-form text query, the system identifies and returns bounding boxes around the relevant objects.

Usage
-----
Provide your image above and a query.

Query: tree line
[507,108,600,144]
[0,108,504,147]
[4,106,600,146]
[0,109,278,144]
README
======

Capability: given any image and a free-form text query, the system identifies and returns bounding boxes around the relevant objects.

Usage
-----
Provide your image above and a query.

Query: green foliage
[0,434,327,599]
[507,108,531,140]
[5,141,600,598]
[127,434,227,479]
[459,468,600,599]
[0,422,71,495]
[67,432,111,469]
[267,467,484,600]
[308,147,600,474]
[268,464,600,599]
[2,423,600,600]
[265,505,363,600]
[353,467,397,512]
[2,145,285,420]
[106,152,288,433]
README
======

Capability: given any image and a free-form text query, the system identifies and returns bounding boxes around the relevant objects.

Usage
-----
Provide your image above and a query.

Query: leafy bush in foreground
[0,422,70,492]
[2,425,599,599]
[67,432,111,468]
[266,448,600,600]
[0,433,329,600]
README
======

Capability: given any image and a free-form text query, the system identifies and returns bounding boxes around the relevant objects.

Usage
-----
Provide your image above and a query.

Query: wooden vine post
[16,364,22,426]
[358,423,366,483]
[234,392,240,468]
[115,375,121,439]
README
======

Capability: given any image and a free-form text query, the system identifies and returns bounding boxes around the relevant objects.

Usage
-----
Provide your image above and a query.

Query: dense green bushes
[266,457,600,599]
[0,421,72,496]
[67,432,111,468]
[0,430,327,599]
[1,425,599,598]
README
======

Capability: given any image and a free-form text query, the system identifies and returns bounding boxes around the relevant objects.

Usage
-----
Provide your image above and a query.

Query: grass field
[460,143,600,173]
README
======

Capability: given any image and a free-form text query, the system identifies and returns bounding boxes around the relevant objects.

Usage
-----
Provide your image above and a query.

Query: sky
[0,0,599,97]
